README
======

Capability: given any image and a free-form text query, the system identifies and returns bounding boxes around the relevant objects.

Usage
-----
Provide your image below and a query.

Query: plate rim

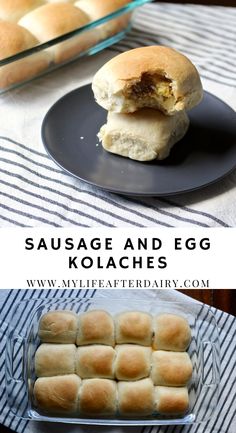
[41,84,236,197]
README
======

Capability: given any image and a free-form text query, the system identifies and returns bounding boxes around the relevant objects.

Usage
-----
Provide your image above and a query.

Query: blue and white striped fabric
[0,289,235,433]
[0,3,236,228]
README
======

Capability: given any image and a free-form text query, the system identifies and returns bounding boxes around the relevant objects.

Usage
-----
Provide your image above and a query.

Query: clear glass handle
[201,341,218,386]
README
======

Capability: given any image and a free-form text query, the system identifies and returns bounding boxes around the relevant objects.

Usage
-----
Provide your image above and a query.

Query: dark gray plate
[42,85,236,196]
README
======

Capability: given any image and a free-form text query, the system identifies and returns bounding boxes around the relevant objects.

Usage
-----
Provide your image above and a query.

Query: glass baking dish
[5,295,220,426]
[0,0,152,94]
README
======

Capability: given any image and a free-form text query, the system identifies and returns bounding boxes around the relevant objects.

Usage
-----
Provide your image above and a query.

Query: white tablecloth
[0,3,236,228]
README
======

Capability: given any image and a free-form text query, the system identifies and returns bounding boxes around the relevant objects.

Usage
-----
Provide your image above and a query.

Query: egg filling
[126,73,176,113]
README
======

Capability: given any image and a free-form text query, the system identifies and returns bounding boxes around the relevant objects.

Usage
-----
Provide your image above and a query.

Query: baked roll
[74,0,130,39]
[34,374,81,414]
[98,108,189,161]
[79,378,117,416]
[38,310,78,343]
[115,345,151,381]
[115,311,152,345]
[48,0,74,3]
[92,46,203,115]
[35,343,76,377]
[155,386,189,415]
[151,351,192,386]
[0,21,50,89]
[19,3,96,64]
[118,378,154,417]
[76,310,115,346]
[0,0,45,23]
[153,314,191,351]
[76,345,115,379]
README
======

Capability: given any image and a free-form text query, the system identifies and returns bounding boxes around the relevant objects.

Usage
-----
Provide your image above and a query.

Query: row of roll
[35,343,193,386]
[34,376,190,416]
[38,309,191,350]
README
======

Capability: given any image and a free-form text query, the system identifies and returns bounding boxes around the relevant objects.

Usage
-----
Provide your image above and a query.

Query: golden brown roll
[115,311,152,345]
[115,345,151,381]
[48,0,74,2]
[0,0,45,22]
[118,378,154,417]
[0,21,50,89]
[18,3,96,64]
[151,350,192,386]
[79,378,117,416]
[35,343,76,377]
[98,108,189,161]
[92,46,203,115]
[74,0,130,39]
[34,374,81,414]
[76,345,115,379]
[153,314,191,351]
[38,310,78,343]
[76,310,115,346]
[155,386,189,415]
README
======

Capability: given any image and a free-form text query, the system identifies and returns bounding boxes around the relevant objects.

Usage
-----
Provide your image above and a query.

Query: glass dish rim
[0,0,152,67]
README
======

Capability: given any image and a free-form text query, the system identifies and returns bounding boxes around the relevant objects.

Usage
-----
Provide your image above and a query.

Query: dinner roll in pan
[34,374,81,414]
[47,0,74,3]
[38,310,78,343]
[115,311,152,345]
[0,0,45,23]
[153,313,191,351]
[75,0,130,20]
[0,21,51,89]
[92,46,203,115]
[74,0,130,39]
[151,350,193,386]
[35,344,76,377]
[118,378,154,417]
[155,386,189,415]
[18,3,97,64]
[76,345,115,379]
[76,310,115,346]
[79,378,117,416]
[115,344,151,381]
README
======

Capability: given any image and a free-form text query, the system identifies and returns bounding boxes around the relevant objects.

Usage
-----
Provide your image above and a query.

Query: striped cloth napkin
[0,3,236,228]
[0,288,235,433]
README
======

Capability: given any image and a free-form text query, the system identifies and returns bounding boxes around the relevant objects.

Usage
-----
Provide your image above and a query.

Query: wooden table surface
[178,289,236,316]
[1,289,235,433]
